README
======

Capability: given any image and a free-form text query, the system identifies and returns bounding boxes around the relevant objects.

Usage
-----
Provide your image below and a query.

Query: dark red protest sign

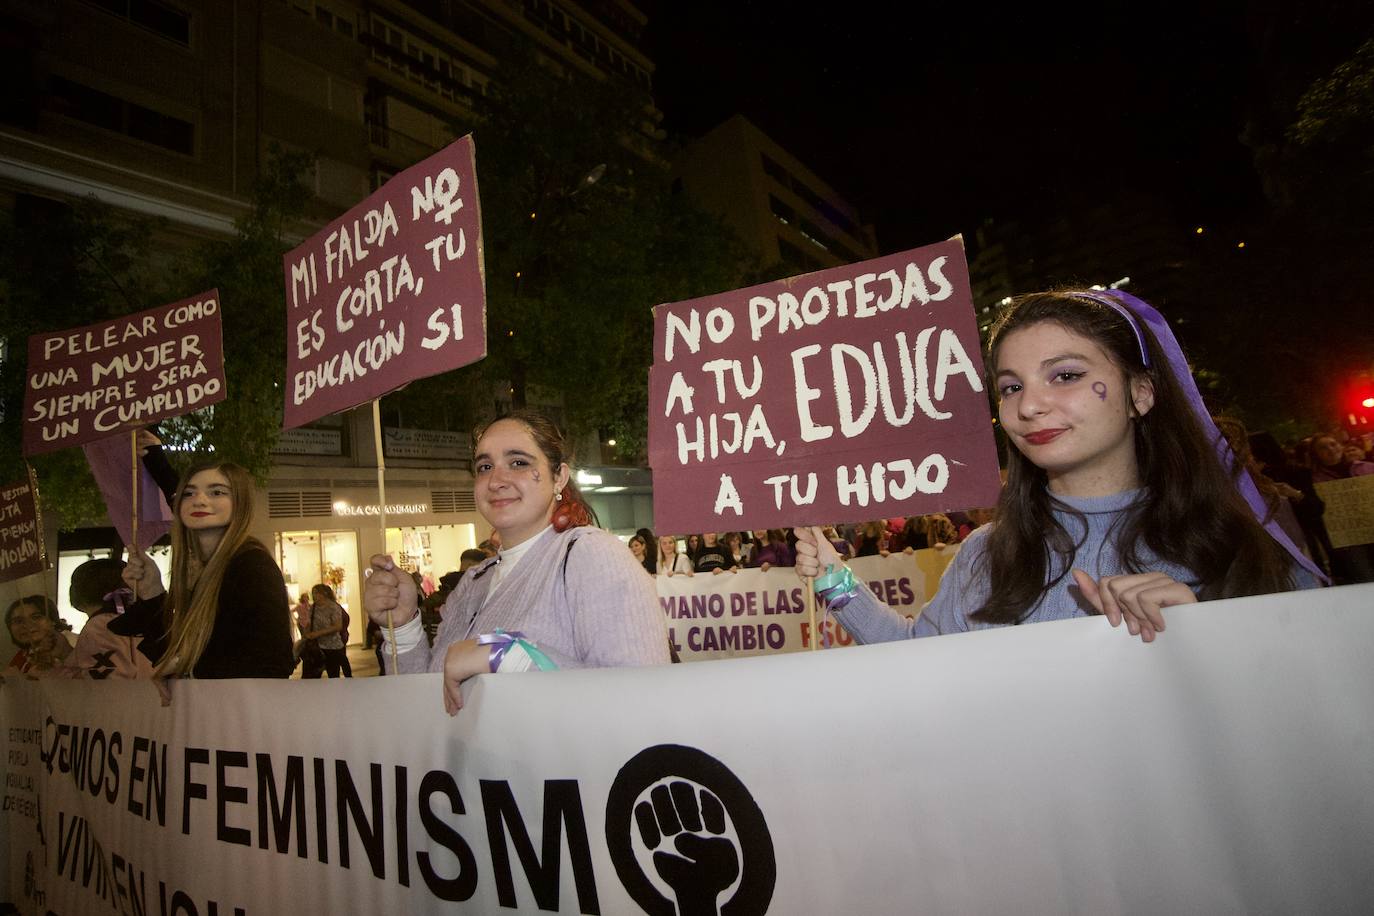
[282,135,486,429]
[0,477,45,584]
[648,239,1002,533]
[22,290,226,456]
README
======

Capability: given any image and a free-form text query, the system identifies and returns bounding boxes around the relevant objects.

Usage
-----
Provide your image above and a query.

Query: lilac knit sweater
[388,524,670,674]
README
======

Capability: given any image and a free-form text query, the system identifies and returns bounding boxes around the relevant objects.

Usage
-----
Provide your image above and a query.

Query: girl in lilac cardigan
[364,411,669,714]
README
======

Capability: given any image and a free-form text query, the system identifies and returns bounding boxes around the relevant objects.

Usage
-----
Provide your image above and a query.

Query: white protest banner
[22,291,225,455]
[282,136,486,429]
[1315,475,1374,549]
[4,585,1372,914]
[647,239,1002,534]
[658,550,958,660]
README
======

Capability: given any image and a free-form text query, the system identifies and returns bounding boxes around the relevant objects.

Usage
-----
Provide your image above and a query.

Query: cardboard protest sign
[282,135,486,429]
[0,476,45,584]
[21,291,225,456]
[649,239,1001,533]
[1315,475,1374,548]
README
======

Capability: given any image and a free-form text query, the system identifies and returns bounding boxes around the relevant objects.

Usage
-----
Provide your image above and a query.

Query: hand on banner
[441,638,489,715]
[363,554,419,627]
[122,548,166,600]
[794,526,843,579]
[1071,569,1196,643]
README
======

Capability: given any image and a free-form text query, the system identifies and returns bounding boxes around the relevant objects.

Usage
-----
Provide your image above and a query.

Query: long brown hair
[158,461,263,676]
[972,291,1293,624]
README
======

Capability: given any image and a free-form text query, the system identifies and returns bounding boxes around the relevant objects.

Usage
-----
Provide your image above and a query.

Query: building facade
[0,0,659,642]
[673,114,879,274]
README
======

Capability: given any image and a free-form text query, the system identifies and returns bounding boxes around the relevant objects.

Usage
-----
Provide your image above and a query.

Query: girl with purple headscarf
[795,289,1320,643]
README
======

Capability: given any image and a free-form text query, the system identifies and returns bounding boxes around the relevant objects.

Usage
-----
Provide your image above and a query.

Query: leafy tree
[0,149,313,527]
[0,197,169,527]
[1204,30,1374,434]
[385,52,755,461]
[167,148,314,472]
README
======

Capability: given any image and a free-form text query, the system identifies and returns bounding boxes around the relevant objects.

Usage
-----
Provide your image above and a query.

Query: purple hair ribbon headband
[1073,292,1151,367]
[1074,289,1326,584]
[104,587,134,615]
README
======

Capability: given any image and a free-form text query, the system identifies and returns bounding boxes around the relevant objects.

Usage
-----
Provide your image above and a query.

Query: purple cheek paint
[1092,382,1107,401]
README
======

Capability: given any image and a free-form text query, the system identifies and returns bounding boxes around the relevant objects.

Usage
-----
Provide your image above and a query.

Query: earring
[556,492,563,502]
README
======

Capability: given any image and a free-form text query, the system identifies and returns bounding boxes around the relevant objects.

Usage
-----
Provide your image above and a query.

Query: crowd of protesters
[2,289,1374,692]
[5,421,1370,685]
[630,511,996,577]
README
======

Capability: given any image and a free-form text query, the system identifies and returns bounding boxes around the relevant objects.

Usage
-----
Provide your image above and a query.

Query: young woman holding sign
[363,409,669,714]
[796,289,1320,642]
[113,462,295,678]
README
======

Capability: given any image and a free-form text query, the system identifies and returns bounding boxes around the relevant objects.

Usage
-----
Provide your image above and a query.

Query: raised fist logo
[607,745,774,915]
[636,781,740,915]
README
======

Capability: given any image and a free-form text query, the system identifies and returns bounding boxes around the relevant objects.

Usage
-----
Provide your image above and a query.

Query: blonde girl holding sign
[114,462,295,678]
[796,289,1320,641]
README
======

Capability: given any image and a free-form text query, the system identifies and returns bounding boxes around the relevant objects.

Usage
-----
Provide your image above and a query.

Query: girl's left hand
[441,639,491,716]
[29,630,72,670]
[1071,570,1196,643]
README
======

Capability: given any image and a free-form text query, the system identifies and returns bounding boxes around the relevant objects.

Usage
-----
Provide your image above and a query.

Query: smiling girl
[113,462,294,678]
[796,289,1319,642]
[363,410,669,714]
[3,597,74,676]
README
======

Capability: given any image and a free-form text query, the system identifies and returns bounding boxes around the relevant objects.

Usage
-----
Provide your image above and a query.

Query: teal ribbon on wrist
[477,629,559,673]
[812,564,860,649]
[814,564,855,598]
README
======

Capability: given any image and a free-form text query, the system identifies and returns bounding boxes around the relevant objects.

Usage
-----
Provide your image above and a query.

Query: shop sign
[273,427,344,456]
[382,427,470,461]
[333,501,428,517]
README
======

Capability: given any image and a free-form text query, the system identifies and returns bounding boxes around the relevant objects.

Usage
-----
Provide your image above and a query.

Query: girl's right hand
[363,554,419,626]
[122,549,165,600]
[794,526,843,579]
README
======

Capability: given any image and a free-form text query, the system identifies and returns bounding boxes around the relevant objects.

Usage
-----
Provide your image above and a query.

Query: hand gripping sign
[21,290,226,456]
[282,135,487,429]
[648,238,1002,533]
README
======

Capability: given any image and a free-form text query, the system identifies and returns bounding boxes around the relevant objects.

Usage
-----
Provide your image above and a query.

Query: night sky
[645,3,1266,253]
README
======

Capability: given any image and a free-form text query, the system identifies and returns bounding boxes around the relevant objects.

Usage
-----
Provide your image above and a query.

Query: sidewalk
[290,642,382,679]
[347,642,381,677]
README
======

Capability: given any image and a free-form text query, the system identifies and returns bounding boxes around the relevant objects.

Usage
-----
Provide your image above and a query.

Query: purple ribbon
[1078,289,1326,584]
[104,587,135,615]
[477,630,528,673]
